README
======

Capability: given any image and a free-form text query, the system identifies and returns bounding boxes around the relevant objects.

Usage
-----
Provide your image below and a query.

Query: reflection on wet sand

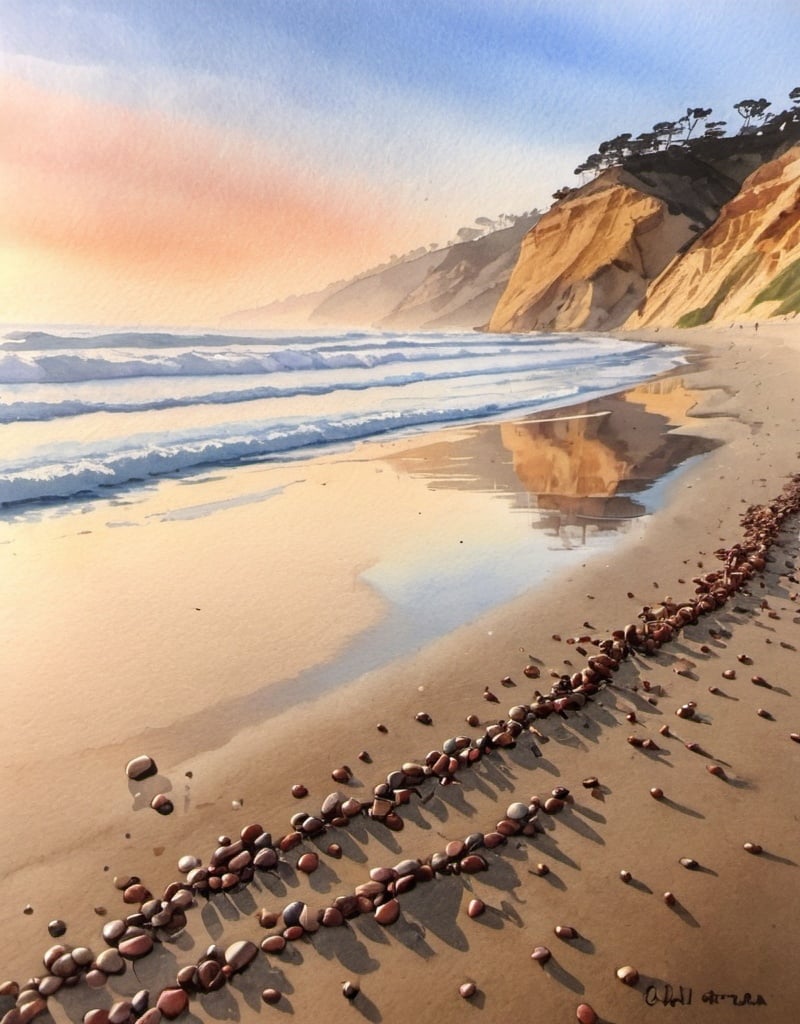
[389,376,719,541]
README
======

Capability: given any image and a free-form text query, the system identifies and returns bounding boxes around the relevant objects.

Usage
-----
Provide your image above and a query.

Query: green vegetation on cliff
[677,253,761,327]
[751,257,800,315]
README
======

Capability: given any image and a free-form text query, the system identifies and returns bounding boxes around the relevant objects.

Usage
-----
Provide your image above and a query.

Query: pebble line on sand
[3,477,800,1024]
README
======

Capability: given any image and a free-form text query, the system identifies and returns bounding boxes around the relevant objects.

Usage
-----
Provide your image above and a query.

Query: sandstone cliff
[489,129,800,334]
[625,143,800,328]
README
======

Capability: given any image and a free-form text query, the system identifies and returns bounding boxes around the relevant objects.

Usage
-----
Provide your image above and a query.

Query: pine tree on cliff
[734,98,771,133]
[680,106,713,140]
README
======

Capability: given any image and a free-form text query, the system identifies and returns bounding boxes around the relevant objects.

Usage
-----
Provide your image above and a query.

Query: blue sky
[2,0,799,324]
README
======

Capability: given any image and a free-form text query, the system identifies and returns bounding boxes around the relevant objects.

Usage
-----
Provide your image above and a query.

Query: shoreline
[2,323,800,1022]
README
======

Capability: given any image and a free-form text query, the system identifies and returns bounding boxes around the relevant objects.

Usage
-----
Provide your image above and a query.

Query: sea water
[0,327,686,509]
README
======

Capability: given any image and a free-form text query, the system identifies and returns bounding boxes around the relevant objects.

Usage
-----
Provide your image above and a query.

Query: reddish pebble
[291,784,307,799]
[663,891,676,906]
[650,787,664,800]
[467,899,485,918]
[459,982,477,999]
[262,988,281,1005]
[157,987,189,1020]
[297,853,319,874]
[531,945,551,964]
[576,1003,598,1024]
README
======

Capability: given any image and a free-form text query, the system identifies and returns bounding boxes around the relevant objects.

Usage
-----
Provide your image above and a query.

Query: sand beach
[2,321,800,1024]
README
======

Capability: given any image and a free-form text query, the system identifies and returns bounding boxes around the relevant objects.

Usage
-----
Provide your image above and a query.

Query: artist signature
[645,984,767,1007]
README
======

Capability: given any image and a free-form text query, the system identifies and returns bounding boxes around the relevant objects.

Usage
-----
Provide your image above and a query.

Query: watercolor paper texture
[2,4,800,1024]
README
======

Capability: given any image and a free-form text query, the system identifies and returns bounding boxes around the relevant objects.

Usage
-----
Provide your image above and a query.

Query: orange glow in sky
[1,76,405,326]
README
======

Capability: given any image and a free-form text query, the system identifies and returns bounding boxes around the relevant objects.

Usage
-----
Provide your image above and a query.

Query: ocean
[0,327,686,509]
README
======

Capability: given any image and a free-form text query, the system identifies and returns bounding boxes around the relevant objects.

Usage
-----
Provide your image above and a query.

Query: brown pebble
[576,1003,598,1024]
[531,945,551,964]
[707,764,726,777]
[722,669,736,680]
[663,891,676,906]
[459,981,477,999]
[659,724,671,737]
[650,787,664,800]
[533,862,550,876]
[261,935,286,954]
[327,843,343,859]
[555,924,578,940]
[582,776,599,789]
[617,965,640,986]
[125,755,157,781]
[467,899,485,918]
[342,981,360,1000]
[791,733,800,743]
[22,904,33,915]
[262,988,281,1005]
[149,793,173,815]
[744,842,763,855]
[157,987,189,1020]
[523,664,540,679]
[680,857,698,869]
[297,853,319,874]
[291,784,307,799]
[47,920,66,938]
[377,723,388,733]
[224,939,258,973]
[619,870,632,883]
[357,751,372,763]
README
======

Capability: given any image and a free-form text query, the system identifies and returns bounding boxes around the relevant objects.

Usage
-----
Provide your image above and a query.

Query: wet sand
[1,321,800,1023]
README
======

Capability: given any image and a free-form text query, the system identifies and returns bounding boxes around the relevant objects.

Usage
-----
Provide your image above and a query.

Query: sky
[1,0,799,327]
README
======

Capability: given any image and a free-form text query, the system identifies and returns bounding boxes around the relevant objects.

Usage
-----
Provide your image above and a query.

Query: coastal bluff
[489,133,800,334]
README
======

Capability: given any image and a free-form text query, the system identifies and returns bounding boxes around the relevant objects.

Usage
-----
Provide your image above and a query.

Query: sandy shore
[1,321,800,1023]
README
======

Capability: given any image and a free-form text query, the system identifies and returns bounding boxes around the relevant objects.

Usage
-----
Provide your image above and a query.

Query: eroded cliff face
[625,143,800,328]
[488,133,800,335]
[487,174,697,333]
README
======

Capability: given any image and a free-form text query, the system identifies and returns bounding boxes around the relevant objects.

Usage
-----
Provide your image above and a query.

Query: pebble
[743,842,763,854]
[150,794,173,815]
[224,940,258,973]
[262,988,281,1004]
[680,857,699,870]
[555,924,578,940]
[125,755,157,781]
[291,784,308,799]
[297,852,319,874]
[663,891,677,906]
[617,965,639,985]
[619,870,632,883]
[47,920,66,938]
[342,981,360,1000]
[582,776,599,789]
[156,987,189,1020]
[374,899,400,926]
[467,899,485,918]
[118,934,154,959]
[531,945,551,964]
[459,982,477,999]
[650,787,664,800]
[576,1005,598,1024]
[177,855,200,873]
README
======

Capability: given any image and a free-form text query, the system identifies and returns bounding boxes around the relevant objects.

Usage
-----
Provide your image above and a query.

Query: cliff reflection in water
[390,376,719,542]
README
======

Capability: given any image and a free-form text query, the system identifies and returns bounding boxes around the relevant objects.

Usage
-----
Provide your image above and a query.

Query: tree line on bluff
[553,86,800,201]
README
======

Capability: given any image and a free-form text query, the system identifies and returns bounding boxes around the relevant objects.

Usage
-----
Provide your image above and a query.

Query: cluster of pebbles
[3,479,800,1024]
